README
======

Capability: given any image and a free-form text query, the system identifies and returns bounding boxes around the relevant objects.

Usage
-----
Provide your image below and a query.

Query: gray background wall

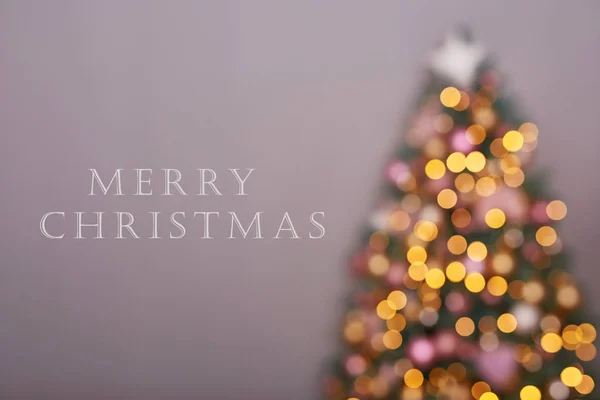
[1,1,599,399]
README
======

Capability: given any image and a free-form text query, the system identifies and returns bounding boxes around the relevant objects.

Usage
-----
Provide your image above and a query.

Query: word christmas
[39,169,326,240]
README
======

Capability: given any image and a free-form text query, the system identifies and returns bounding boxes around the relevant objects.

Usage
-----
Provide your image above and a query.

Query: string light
[503,130,524,152]
[425,159,446,180]
[560,366,583,387]
[440,87,461,107]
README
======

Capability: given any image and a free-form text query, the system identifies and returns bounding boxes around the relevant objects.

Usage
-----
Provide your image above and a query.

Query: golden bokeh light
[440,87,461,108]
[490,138,508,158]
[576,375,595,395]
[414,220,438,242]
[455,172,475,193]
[492,252,514,275]
[404,368,424,388]
[368,254,390,276]
[390,210,411,231]
[407,246,427,263]
[452,208,471,228]
[500,154,523,172]
[466,124,486,145]
[546,200,567,221]
[540,315,562,333]
[376,300,396,320]
[557,285,579,309]
[383,330,403,350]
[576,343,596,361]
[504,167,525,187]
[387,290,407,310]
[485,208,506,229]
[446,152,467,173]
[437,189,458,209]
[408,263,428,281]
[497,313,518,333]
[387,314,406,331]
[475,176,496,197]
[465,151,486,172]
[487,276,508,296]
[369,231,389,251]
[447,235,467,255]
[580,323,597,343]
[536,226,557,247]
[560,366,583,387]
[465,273,486,293]
[472,382,491,399]
[456,317,475,336]
[522,281,545,304]
[562,325,583,346]
[467,241,488,261]
[425,268,446,289]
[344,320,365,343]
[540,332,563,353]
[480,392,499,400]
[446,261,466,282]
[519,385,541,400]
[425,159,446,180]
[503,130,524,152]
[519,122,539,143]
[454,91,470,111]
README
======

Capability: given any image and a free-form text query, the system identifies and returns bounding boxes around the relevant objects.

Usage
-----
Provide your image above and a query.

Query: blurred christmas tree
[324,29,597,400]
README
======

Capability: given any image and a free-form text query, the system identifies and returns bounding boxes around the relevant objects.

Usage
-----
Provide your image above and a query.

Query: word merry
[89,168,255,196]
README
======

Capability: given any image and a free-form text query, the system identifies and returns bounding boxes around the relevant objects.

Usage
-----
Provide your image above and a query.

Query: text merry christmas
[39,169,326,240]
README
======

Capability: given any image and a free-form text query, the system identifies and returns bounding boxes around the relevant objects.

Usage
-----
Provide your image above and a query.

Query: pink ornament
[408,336,435,367]
[522,241,540,262]
[531,201,550,224]
[386,263,406,287]
[345,354,367,376]
[476,344,518,391]
[446,291,470,314]
[425,173,452,193]
[434,330,458,358]
[386,161,411,185]
[350,249,368,276]
[494,124,511,138]
[481,290,502,305]
[365,312,383,335]
[451,129,475,153]
[463,257,485,274]
[378,364,398,383]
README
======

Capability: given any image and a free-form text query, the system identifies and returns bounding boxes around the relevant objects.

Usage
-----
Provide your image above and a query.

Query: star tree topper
[429,29,486,89]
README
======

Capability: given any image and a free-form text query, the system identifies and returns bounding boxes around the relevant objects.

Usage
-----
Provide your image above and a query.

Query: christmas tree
[324,29,597,400]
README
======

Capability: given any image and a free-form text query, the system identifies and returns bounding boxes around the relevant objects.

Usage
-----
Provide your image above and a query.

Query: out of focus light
[485,208,506,228]
[425,159,446,180]
[440,87,461,107]
[465,273,485,293]
[437,189,457,209]
[466,151,486,172]
[456,317,475,336]
[467,241,487,261]
[546,200,567,221]
[502,130,524,152]
[446,152,466,172]
[466,124,486,145]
